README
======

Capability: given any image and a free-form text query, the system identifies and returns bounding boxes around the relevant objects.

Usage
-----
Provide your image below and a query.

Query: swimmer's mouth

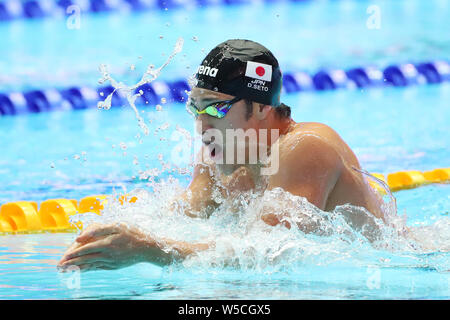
[203,139,215,157]
[203,138,222,160]
[209,144,222,159]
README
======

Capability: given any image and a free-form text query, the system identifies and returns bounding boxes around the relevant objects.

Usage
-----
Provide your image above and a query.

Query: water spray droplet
[96,38,184,135]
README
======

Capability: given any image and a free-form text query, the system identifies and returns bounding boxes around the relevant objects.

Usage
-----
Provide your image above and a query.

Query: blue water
[0,0,449,90]
[0,0,450,299]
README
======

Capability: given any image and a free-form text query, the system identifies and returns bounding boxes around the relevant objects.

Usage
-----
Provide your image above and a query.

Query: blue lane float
[345,67,385,88]
[0,60,449,116]
[0,0,287,21]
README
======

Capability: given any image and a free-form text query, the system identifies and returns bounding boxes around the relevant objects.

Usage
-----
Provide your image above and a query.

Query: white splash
[70,179,450,273]
[97,37,184,135]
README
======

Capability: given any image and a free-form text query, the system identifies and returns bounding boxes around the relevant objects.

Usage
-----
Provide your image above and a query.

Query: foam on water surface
[70,179,450,275]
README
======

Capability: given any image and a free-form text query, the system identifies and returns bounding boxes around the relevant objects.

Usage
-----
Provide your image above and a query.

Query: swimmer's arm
[171,162,219,218]
[58,223,214,270]
[141,237,214,266]
[264,135,343,232]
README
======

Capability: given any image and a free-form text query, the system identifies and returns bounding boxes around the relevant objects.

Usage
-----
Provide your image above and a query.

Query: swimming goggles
[187,97,242,119]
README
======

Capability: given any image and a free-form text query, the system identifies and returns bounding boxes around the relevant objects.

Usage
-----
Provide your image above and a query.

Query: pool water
[1,0,450,299]
[1,231,449,299]
[1,0,449,91]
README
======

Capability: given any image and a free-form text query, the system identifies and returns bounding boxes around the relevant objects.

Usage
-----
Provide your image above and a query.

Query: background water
[0,0,449,91]
[0,0,449,299]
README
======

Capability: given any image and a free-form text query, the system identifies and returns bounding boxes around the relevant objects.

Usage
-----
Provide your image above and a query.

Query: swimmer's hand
[57,223,159,271]
[57,223,212,272]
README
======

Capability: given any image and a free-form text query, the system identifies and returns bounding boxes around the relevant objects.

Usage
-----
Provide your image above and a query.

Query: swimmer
[58,39,386,271]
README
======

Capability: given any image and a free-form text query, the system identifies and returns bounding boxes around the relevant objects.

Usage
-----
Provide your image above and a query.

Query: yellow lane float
[78,195,108,215]
[423,168,450,183]
[0,195,109,235]
[387,171,429,192]
[0,201,41,232]
[39,199,79,232]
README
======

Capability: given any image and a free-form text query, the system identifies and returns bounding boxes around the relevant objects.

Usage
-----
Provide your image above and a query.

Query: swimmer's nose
[196,119,214,135]
[202,135,216,146]
[201,124,215,137]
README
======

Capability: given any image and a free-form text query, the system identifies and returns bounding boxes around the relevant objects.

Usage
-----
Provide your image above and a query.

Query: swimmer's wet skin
[58,39,386,271]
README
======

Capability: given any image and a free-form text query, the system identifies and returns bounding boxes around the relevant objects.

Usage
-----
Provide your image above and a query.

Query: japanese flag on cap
[245,61,272,82]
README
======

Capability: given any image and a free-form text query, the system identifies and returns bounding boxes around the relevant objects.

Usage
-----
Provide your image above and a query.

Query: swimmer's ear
[254,104,271,120]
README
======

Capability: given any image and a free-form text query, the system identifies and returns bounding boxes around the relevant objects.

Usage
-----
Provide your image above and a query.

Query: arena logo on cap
[197,65,219,77]
[245,61,272,82]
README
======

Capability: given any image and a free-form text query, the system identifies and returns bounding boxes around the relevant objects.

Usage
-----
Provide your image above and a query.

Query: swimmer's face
[189,87,259,174]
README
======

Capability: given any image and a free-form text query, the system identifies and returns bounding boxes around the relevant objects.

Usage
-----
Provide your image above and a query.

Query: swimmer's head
[194,39,282,107]
[188,39,291,123]
[189,39,291,173]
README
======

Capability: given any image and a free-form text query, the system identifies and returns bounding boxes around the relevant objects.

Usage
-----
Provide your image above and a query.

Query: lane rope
[0,168,449,234]
[2,0,307,22]
[1,60,449,116]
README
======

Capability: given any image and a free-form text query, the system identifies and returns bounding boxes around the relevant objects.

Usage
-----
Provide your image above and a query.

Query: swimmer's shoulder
[287,122,340,137]
[281,122,341,149]
[279,121,357,168]
[285,122,360,168]
[275,122,343,171]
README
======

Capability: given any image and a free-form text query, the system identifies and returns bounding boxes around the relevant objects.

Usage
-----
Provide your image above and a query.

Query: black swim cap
[194,39,282,107]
